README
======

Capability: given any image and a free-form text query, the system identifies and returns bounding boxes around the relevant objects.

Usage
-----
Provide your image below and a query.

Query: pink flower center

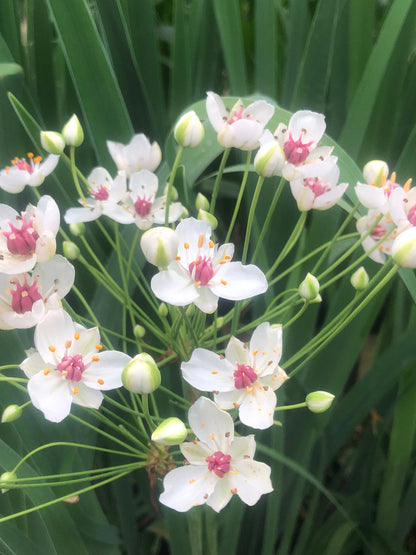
[382,181,399,198]
[233,363,257,389]
[227,106,245,124]
[57,354,85,382]
[189,256,214,285]
[3,216,39,255]
[5,154,43,175]
[134,196,152,217]
[304,177,329,197]
[284,133,313,165]
[206,451,231,478]
[370,224,387,239]
[408,205,416,226]
[91,185,109,201]
[10,276,42,314]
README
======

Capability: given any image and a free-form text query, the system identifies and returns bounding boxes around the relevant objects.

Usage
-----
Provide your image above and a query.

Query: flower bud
[1,404,22,423]
[174,110,205,148]
[133,324,146,339]
[63,240,80,260]
[363,160,389,186]
[40,131,65,155]
[254,140,285,177]
[62,114,84,147]
[392,227,416,268]
[298,273,320,301]
[181,206,189,219]
[350,266,369,290]
[158,302,168,317]
[151,417,187,445]
[198,209,218,230]
[186,304,195,317]
[0,471,16,493]
[163,183,178,201]
[305,391,335,413]
[140,227,178,268]
[122,353,161,394]
[69,222,86,237]
[195,192,210,212]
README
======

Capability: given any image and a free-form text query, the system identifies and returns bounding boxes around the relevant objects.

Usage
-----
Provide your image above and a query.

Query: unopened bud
[195,192,210,212]
[133,325,146,339]
[69,222,85,237]
[392,227,416,268]
[350,266,369,290]
[186,304,195,317]
[140,227,178,268]
[1,405,22,423]
[62,114,84,147]
[158,303,168,317]
[298,273,320,301]
[122,353,161,394]
[151,417,187,445]
[40,131,65,155]
[254,141,285,177]
[63,241,80,260]
[305,391,335,413]
[163,183,178,201]
[363,160,389,186]
[0,471,16,493]
[198,209,218,230]
[174,110,205,148]
[181,206,189,219]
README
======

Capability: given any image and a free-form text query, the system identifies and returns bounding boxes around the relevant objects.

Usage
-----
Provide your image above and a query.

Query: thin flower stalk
[209,148,231,214]
[242,175,265,263]
[225,150,252,243]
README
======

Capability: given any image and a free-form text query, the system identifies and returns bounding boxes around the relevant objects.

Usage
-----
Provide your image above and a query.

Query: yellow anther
[92,355,100,362]
[43,368,50,376]
[95,344,103,350]
[184,242,190,249]
[210,433,215,440]
[48,345,56,352]
[72,387,79,395]
[198,233,204,248]
[404,178,412,193]
[224,255,231,260]
[27,152,34,158]
[211,370,218,374]
[196,281,201,288]
[209,240,214,248]
[390,171,396,183]
[231,488,237,494]
[74,332,80,340]
[65,340,72,349]
[221,279,227,285]
[175,256,181,260]
[34,156,42,163]
[97,378,104,385]
[253,349,258,356]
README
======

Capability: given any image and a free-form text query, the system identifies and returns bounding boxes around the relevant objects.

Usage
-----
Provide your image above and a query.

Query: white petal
[355,183,387,210]
[206,92,227,132]
[210,262,267,301]
[35,254,75,299]
[83,351,131,390]
[189,397,234,451]
[64,205,102,223]
[35,309,75,362]
[28,371,72,422]
[151,266,198,306]
[20,350,46,378]
[36,195,60,235]
[228,459,273,505]
[180,441,212,464]
[71,382,103,409]
[313,183,348,210]
[250,322,282,376]
[181,349,234,392]
[129,169,158,199]
[238,383,277,429]
[261,365,289,391]
[193,286,219,313]
[224,336,250,366]
[205,477,233,512]
[229,435,256,459]
[159,465,216,512]
[288,110,326,143]
[72,325,100,357]
[243,100,275,126]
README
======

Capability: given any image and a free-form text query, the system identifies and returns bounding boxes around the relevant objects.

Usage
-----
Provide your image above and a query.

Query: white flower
[0,195,60,274]
[289,164,348,211]
[182,323,288,429]
[0,153,59,194]
[107,134,162,177]
[206,92,274,151]
[356,210,399,264]
[64,168,132,224]
[388,182,416,230]
[355,171,409,215]
[122,170,184,230]
[174,110,205,147]
[363,160,389,187]
[150,218,268,313]
[0,255,74,330]
[20,310,132,422]
[159,397,273,512]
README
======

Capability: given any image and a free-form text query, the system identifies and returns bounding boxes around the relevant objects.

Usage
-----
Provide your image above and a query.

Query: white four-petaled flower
[159,397,273,512]
[0,153,59,194]
[20,310,131,422]
[182,323,288,429]
[289,165,348,211]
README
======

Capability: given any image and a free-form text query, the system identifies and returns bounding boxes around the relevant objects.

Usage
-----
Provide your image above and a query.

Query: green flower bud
[62,114,84,147]
[140,227,178,268]
[181,206,189,219]
[63,241,80,260]
[1,405,22,423]
[305,391,335,413]
[195,192,210,212]
[151,417,187,445]
[40,131,65,155]
[198,209,218,230]
[298,273,320,301]
[174,110,205,148]
[186,304,195,317]
[350,266,369,290]
[254,141,285,177]
[363,160,388,186]
[158,303,168,317]
[122,353,161,394]
[163,183,178,201]
[0,471,16,493]
[69,222,85,237]
[392,227,416,268]
[133,325,146,339]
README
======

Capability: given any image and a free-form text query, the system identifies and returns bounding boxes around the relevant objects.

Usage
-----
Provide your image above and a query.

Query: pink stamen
[3,216,39,255]
[304,177,329,197]
[284,132,313,165]
[134,196,152,217]
[91,185,109,201]
[228,106,244,124]
[189,256,214,285]
[14,158,34,174]
[233,363,257,389]
[371,225,387,239]
[57,354,85,382]
[206,451,231,478]
[10,276,42,314]
[408,205,416,226]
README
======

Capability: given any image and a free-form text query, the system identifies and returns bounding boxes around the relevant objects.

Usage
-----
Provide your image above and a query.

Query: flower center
[91,185,109,201]
[3,216,39,255]
[304,177,329,197]
[134,196,152,217]
[370,224,387,239]
[233,363,257,389]
[4,153,42,175]
[206,451,231,478]
[408,205,416,226]
[227,106,244,124]
[10,276,42,314]
[57,354,85,382]
[283,133,313,165]
[189,256,214,285]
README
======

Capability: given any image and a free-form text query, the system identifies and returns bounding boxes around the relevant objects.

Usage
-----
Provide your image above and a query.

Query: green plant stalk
[275,402,307,411]
[187,508,203,555]
[225,150,252,242]
[283,301,309,329]
[69,285,113,348]
[165,145,184,225]
[242,174,264,263]
[209,147,231,215]
[266,211,307,278]
[205,508,218,555]
[67,146,86,201]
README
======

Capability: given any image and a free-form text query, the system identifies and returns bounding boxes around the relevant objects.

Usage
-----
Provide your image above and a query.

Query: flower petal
[159,465,216,512]
[27,371,72,422]
[211,262,267,301]
[228,459,273,505]
[151,265,198,306]
[181,349,234,392]
[238,383,277,429]
[83,351,131,390]
[250,322,282,376]
[189,397,234,451]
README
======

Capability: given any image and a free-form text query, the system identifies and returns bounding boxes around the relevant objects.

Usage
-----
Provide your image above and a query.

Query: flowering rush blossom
[107,134,162,178]
[289,164,348,212]
[20,309,132,422]
[355,170,408,215]
[159,397,273,512]
[356,209,399,264]
[121,170,184,230]
[272,110,336,181]
[0,195,60,275]
[0,152,59,194]
[64,168,132,225]
[0,254,75,330]
[387,182,416,231]
[181,323,288,429]
[150,218,268,313]
[206,91,274,151]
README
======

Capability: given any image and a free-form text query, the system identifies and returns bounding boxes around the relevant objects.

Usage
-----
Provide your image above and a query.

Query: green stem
[242,175,264,263]
[275,402,307,411]
[266,211,307,278]
[165,145,184,225]
[225,151,252,243]
[210,148,231,215]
